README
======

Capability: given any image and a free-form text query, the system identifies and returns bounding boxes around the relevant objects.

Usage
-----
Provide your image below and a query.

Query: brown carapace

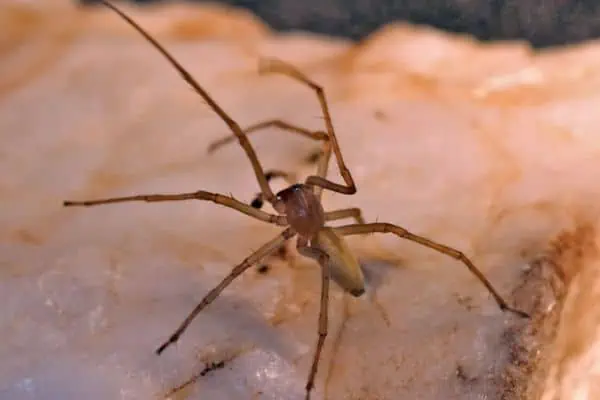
[63,2,530,399]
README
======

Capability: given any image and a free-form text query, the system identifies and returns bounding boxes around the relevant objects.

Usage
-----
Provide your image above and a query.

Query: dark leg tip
[265,171,276,181]
[304,387,312,400]
[305,381,314,393]
[501,304,531,319]
[256,264,270,274]
[251,197,263,209]
[304,149,322,165]
[514,309,531,319]
[156,332,181,355]
[63,201,73,206]
[155,341,171,355]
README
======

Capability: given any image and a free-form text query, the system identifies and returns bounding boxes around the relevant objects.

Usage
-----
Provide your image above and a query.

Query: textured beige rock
[531,223,600,400]
[3,1,600,399]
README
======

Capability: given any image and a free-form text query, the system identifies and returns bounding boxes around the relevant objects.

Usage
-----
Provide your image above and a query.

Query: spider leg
[333,223,530,318]
[258,59,356,197]
[100,0,280,206]
[207,119,328,154]
[296,237,331,400]
[324,207,366,224]
[63,190,287,226]
[156,227,296,355]
[314,139,333,201]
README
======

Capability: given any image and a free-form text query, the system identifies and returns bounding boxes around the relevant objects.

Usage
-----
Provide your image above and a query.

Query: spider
[63,2,529,399]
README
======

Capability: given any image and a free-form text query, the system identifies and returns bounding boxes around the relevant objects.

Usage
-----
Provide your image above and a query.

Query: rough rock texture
[3,1,600,399]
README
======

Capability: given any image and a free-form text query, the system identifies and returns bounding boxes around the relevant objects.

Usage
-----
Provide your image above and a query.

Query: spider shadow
[360,259,397,298]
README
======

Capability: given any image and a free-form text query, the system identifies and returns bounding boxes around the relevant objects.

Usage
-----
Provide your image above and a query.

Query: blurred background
[79,0,600,48]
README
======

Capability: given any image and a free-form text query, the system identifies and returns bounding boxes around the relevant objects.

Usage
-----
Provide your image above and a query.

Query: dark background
[81,0,600,48]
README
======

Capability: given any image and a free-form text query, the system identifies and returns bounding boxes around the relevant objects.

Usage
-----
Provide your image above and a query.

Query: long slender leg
[333,223,530,318]
[258,59,356,196]
[156,228,296,355]
[314,138,333,201]
[100,1,279,205]
[324,207,366,224]
[264,170,297,185]
[297,237,330,400]
[63,190,287,226]
[207,119,328,154]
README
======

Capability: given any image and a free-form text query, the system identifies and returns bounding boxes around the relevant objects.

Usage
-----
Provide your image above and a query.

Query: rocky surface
[3,1,600,399]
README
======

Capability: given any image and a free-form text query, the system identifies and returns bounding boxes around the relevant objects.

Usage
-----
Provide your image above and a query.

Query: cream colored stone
[3,1,600,399]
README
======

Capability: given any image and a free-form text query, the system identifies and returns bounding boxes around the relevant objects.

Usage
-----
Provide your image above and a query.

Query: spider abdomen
[313,227,365,297]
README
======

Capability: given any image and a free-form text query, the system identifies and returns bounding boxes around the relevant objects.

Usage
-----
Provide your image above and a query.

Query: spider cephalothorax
[276,184,325,238]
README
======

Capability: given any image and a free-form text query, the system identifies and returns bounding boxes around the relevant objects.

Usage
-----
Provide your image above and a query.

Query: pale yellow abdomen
[313,227,365,297]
